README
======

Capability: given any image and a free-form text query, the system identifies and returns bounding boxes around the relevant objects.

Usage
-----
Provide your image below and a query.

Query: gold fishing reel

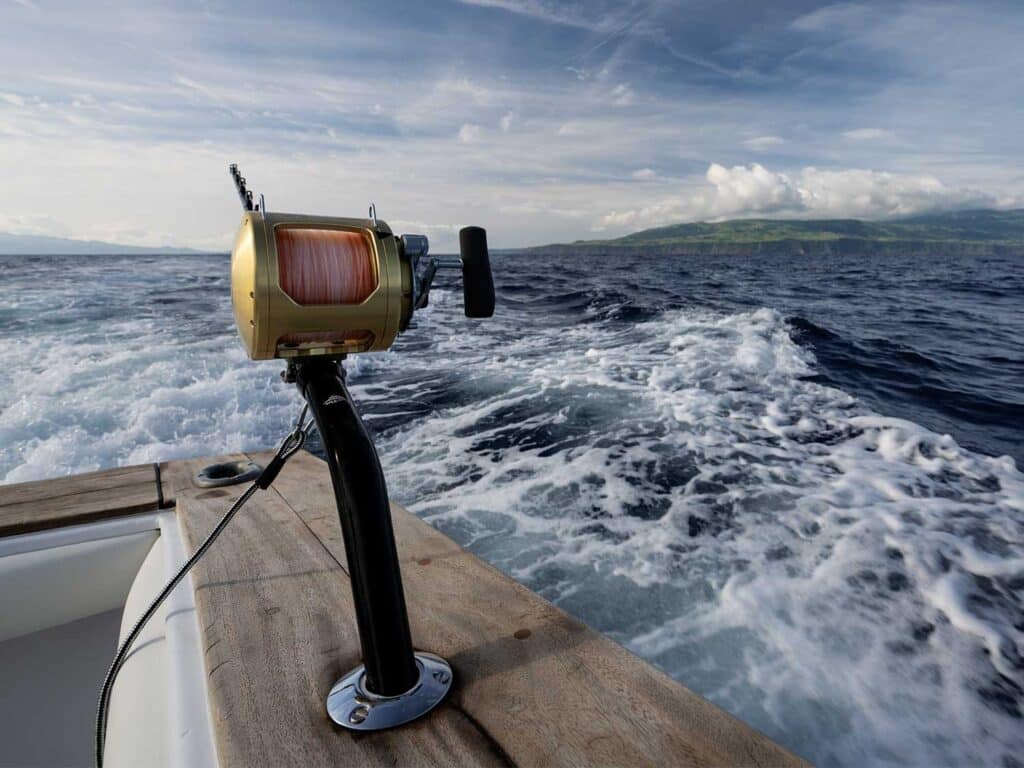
[228,165,494,360]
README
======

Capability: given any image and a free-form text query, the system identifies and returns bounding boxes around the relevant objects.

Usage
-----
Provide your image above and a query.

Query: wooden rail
[1,453,809,767]
[0,463,163,537]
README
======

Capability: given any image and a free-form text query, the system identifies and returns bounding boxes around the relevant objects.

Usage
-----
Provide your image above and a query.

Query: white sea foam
[373,301,1024,767]
[1,275,1021,767]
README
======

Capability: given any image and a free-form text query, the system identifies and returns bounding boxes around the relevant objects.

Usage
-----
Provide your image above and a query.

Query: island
[526,209,1024,257]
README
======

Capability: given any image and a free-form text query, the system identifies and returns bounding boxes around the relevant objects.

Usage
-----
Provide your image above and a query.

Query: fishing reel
[228,164,494,360]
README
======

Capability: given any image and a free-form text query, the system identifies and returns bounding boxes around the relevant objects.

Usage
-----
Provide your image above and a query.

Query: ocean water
[1,249,1022,766]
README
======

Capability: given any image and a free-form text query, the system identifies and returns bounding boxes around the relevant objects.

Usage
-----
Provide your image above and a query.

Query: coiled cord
[94,407,314,768]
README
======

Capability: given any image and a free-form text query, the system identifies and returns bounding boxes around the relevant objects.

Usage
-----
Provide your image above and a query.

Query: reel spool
[228,164,495,360]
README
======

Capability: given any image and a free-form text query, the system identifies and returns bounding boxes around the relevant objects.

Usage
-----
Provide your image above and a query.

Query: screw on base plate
[326,653,453,731]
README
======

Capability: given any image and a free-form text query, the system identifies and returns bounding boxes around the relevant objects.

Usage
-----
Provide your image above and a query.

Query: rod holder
[292,357,452,729]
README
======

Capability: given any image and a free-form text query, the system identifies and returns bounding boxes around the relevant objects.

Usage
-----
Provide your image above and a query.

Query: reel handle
[401,227,495,319]
[459,227,495,318]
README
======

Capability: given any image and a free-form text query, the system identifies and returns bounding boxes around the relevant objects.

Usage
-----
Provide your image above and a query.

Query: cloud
[842,127,893,141]
[458,123,482,142]
[598,162,1000,231]
[500,112,513,132]
[791,3,872,33]
[171,74,254,119]
[456,0,607,30]
[795,166,996,217]
[0,214,71,238]
[743,135,785,150]
[631,168,656,179]
[387,220,462,242]
[610,83,633,105]
[436,77,496,105]
[698,162,803,216]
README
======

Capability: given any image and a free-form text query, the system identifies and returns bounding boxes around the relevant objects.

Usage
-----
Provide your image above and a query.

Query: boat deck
[0,451,808,767]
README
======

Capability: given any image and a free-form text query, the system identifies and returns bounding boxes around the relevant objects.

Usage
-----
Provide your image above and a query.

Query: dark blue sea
[1,249,1022,766]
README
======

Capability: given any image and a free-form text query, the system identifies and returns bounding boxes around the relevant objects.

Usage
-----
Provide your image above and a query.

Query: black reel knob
[459,226,495,318]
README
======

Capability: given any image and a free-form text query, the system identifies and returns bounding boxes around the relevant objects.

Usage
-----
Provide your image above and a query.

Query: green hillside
[527,209,1024,257]
[0,232,207,256]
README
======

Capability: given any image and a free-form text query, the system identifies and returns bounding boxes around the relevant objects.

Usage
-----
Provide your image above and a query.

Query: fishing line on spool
[94,405,316,768]
[275,227,378,345]
[277,228,376,306]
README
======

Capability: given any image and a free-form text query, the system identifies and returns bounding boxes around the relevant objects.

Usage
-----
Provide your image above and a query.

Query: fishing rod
[225,167,494,727]
[96,166,495,766]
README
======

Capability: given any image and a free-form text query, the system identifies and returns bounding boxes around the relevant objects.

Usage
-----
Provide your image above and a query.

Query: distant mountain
[0,232,211,255]
[527,209,1024,257]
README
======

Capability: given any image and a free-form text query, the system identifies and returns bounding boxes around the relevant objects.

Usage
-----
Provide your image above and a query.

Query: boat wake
[372,300,1024,768]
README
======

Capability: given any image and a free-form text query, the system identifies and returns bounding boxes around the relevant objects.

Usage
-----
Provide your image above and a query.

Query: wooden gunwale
[0,452,809,768]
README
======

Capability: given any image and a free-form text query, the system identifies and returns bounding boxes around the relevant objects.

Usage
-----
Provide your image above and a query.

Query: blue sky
[1,0,1021,250]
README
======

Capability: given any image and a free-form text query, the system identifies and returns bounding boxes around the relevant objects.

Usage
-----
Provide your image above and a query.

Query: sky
[1,0,1022,251]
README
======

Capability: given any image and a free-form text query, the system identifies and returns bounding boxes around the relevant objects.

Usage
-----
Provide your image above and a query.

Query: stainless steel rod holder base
[326,652,453,731]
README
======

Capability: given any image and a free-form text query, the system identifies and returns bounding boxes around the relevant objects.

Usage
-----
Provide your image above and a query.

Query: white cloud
[631,167,656,179]
[0,92,26,107]
[597,210,637,229]
[458,123,482,142]
[557,121,581,136]
[704,162,805,214]
[498,201,591,218]
[171,74,254,119]
[598,162,999,231]
[743,135,785,150]
[436,77,495,105]
[456,0,605,30]
[795,166,994,217]
[610,83,633,106]
[842,127,893,141]
[387,220,462,241]
[791,3,872,33]
[500,112,513,132]
[0,214,71,238]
